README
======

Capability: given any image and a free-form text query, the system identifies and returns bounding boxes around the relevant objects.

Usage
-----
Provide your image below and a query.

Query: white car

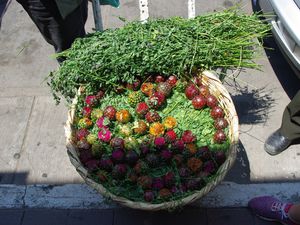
[253,0,300,75]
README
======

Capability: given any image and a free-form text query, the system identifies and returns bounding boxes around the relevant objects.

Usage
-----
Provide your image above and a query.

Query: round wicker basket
[65,70,239,211]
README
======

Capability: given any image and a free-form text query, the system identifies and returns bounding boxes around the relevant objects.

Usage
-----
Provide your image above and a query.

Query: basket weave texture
[65,70,239,211]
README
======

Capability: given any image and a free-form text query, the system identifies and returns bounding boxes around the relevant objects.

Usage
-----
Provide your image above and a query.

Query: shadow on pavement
[225,139,300,184]
[0,171,28,184]
[263,36,300,99]
[224,140,251,184]
[251,0,300,99]
[231,86,275,125]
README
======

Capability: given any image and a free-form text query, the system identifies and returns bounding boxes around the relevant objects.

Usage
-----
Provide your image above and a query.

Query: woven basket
[65,70,239,211]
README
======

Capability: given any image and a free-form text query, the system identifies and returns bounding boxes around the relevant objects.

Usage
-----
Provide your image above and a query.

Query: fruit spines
[128,91,144,106]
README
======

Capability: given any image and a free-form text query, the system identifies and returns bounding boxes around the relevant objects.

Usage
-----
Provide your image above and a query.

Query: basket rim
[65,70,239,210]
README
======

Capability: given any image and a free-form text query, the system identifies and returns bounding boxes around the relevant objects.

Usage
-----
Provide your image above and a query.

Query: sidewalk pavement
[0,207,279,225]
[0,1,300,225]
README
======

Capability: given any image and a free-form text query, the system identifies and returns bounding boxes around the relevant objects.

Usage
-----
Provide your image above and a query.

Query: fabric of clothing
[280,90,300,141]
[16,0,88,55]
[54,0,82,19]
[0,0,11,29]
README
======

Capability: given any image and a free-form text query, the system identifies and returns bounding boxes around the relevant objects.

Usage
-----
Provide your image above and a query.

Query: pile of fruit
[74,74,230,203]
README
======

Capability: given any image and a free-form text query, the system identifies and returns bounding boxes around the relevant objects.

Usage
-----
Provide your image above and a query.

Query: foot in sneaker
[248,196,297,225]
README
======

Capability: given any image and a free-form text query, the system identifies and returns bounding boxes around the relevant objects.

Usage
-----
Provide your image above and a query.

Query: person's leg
[0,0,11,28]
[16,0,87,54]
[16,0,62,51]
[280,90,300,141]
[264,90,300,155]
[60,0,88,52]
[289,204,300,224]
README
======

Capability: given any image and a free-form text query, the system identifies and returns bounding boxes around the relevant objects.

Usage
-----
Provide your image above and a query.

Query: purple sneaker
[248,196,297,225]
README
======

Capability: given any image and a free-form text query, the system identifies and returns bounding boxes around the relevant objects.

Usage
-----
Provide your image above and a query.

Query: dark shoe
[264,130,291,155]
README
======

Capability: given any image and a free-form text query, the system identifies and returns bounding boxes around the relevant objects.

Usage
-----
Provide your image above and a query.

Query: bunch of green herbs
[49,9,270,104]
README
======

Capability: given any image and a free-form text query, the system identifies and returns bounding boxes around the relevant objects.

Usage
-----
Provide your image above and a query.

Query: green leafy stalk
[48,9,270,104]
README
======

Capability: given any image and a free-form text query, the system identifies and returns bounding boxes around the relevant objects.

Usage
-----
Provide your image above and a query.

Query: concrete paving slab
[148,0,187,18]
[101,0,140,29]
[229,63,300,182]
[2,182,300,209]
[254,217,278,225]
[0,87,50,98]
[0,209,23,225]
[197,182,300,208]
[14,96,82,184]
[0,1,57,89]
[24,184,110,209]
[0,97,33,183]
[195,0,252,15]
[114,208,207,225]
[68,209,113,225]
[207,208,254,225]
[225,66,289,143]
[229,84,281,130]
[222,38,300,183]
[224,141,251,184]
[22,209,69,225]
[0,207,266,225]
[0,185,25,208]
[0,0,300,212]
[241,135,300,182]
